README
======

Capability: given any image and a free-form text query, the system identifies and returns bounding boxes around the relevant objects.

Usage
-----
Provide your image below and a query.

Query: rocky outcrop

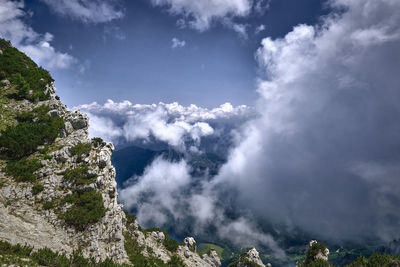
[229,248,267,267]
[308,240,329,261]
[246,248,267,267]
[0,82,221,266]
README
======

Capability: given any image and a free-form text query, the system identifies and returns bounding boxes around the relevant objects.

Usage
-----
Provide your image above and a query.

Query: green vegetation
[71,142,92,162]
[0,240,32,258]
[3,158,41,182]
[163,235,180,253]
[198,243,224,258]
[123,210,138,228]
[43,200,55,210]
[298,242,333,267]
[124,231,167,267]
[31,248,70,267]
[0,39,53,102]
[63,166,97,185]
[0,105,64,159]
[61,190,106,230]
[345,253,400,267]
[0,240,125,266]
[227,251,263,267]
[124,231,186,267]
[143,227,181,253]
[167,255,185,267]
[32,183,44,195]
[92,137,105,147]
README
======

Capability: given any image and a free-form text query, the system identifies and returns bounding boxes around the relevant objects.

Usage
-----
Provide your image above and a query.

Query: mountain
[0,39,221,266]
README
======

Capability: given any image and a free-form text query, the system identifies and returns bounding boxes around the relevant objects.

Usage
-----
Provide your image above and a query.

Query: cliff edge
[0,39,220,266]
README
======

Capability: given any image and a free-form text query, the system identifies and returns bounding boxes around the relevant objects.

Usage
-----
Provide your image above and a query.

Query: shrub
[0,122,50,158]
[345,253,399,267]
[71,142,92,162]
[228,253,263,267]
[123,232,167,267]
[167,255,185,267]
[0,239,122,267]
[163,235,180,253]
[63,166,97,185]
[61,190,106,230]
[0,38,53,102]
[70,250,94,266]
[0,115,64,159]
[4,158,41,182]
[31,248,70,267]
[32,183,44,195]
[43,201,55,210]
[16,110,35,122]
[298,242,333,267]
[92,137,105,147]
[0,240,32,257]
[143,227,181,253]
[123,210,137,225]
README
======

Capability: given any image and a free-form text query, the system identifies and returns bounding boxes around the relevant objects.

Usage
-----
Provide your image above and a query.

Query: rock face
[0,83,221,266]
[246,248,266,267]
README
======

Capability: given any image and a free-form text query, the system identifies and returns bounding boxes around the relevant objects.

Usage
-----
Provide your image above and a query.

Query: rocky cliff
[0,39,221,266]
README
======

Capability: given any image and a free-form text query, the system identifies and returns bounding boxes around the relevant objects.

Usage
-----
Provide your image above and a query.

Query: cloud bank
[81,100,282,252]
[78,100,252,150]
[118,0,400,250]
[214,0,400,242]
[40,0,124,23]
[119,156,285,257]
[0,0,75,69]
[82,0,400,252]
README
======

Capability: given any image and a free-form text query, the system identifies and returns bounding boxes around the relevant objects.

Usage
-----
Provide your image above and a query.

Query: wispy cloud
[40,0,124,23]
[171,37,186,49]
[255,24,266,34]
[150,0,253,31]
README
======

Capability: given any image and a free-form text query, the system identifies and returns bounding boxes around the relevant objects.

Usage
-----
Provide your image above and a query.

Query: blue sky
[5,0,328,108]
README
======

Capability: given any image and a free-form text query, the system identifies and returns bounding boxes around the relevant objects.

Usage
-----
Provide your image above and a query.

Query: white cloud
[0,0,75,69]
[171,37,186,49]
[215,0,400,242]
[120,157,192,224]
[255,24,266,34]
[40,0,124,23]
[119,156,285,256]
[222,19,249,39]
[150,0,252,31]
[77,100,252,149]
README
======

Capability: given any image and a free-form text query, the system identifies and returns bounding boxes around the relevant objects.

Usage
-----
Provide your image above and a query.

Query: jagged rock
[68,110,88,130]
[53,147,70,163]
[150,231,166,242]
[246,248,266,267]
[202,250,221,267]
[1,79,10,87]
[229,248,266,267]
[184,237,197,252]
